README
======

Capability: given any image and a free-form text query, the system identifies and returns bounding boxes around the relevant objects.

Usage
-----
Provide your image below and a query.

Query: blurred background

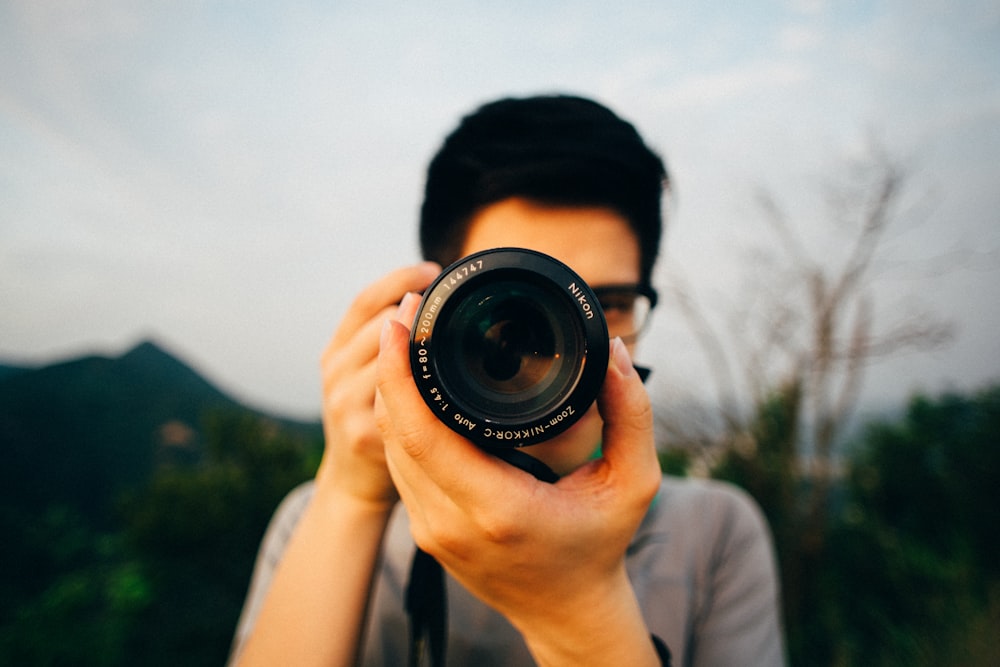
[1,2,998,665]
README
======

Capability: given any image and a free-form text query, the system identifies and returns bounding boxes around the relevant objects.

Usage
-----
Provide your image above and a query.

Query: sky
[2,0,999,420]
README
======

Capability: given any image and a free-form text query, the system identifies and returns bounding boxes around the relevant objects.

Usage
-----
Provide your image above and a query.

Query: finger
[322,308,392,395]
[393,291,423,329]
[374,321,474,548]
[329,291,425,413]
[376,317,474,464]
[382,429,456,550]
[326,289,421,385]
[324,355,378,420]
[595,338,660,490]
[321,286,436,399]
[331,262,440,348]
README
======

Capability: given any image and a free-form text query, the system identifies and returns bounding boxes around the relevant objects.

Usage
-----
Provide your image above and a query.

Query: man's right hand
[316,261,441,509]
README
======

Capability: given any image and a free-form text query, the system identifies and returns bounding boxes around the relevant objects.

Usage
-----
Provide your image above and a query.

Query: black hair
[419,94,669,283]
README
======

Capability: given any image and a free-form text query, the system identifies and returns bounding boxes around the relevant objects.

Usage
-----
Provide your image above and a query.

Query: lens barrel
[409,248,609,448]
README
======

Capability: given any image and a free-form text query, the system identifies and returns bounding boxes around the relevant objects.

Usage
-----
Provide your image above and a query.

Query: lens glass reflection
[468,296,555,393]
[438,277,583,420]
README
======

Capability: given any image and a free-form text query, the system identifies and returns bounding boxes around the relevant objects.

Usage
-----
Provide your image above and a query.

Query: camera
[409,248,609,449]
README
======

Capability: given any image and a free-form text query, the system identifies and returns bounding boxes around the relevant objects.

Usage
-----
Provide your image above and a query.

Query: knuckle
[396,426,432,461]
[630,395,654,428]
[351,288,382,316]
[472,509,522,546]
[428,527,466,557]
[639,465,661,502]
[412,518,465,560]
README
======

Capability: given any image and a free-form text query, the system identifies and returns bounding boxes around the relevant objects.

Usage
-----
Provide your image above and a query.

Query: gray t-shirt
[230,476,785,666]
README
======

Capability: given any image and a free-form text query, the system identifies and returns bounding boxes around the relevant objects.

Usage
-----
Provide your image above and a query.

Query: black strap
[652,634,673,666]
[489,447,561,483]
[634,363,652,383]
[405,548,447,667]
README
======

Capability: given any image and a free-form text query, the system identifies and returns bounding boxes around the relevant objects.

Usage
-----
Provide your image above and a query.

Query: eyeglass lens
[594,288,653,340]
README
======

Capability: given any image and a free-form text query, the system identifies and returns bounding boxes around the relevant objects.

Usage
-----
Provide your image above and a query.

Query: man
[230,95,785,666]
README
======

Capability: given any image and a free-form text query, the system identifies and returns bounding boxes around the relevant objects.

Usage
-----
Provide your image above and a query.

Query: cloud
[786,0,829,15]
[660,60,810,110]
[778,24,823,52]
[1,0,997,416]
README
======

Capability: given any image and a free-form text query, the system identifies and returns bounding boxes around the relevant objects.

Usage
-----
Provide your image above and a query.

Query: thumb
[596,338,659,487]
[374,317,429,456]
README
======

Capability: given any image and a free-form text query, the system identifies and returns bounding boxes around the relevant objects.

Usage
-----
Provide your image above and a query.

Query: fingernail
[398,291,418,312]
[380,318,394,349]
[611,337,635,377]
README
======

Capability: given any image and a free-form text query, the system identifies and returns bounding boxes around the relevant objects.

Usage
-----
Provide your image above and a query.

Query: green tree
[826,385,1000,667]
[121,409,319,666]
[0,507,151,666]
[711,381,840,665]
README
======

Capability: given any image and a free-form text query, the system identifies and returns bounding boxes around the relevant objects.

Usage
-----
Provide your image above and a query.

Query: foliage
[824,386,1000,666]
[657,447,691,476]
[711,381,836,665]
[0,408,319,667]
[0,506,151,666]
[118,409,319,666]
[706,383,1000,667]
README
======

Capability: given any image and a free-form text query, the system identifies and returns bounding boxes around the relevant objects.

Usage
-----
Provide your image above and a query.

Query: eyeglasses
[592,284,658,344]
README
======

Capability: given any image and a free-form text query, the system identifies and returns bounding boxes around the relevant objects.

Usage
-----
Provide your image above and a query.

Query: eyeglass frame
[590,283,658,344]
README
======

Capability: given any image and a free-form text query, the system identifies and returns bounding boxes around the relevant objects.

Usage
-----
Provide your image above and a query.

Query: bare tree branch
[659,137,954,480]
[662,264,744,431]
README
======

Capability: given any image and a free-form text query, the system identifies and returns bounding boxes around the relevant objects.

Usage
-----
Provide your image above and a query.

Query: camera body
[409,248,609,449]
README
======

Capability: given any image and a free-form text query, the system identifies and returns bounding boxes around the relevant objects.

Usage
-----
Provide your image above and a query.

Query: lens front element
[460,286,556,392]
[439,280,583,422]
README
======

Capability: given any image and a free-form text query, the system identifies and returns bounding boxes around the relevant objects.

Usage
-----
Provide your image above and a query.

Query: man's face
[458,197,643,475]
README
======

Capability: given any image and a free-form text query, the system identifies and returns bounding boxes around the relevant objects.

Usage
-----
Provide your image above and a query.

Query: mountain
[0,339,320,523]
[0,364,31,383]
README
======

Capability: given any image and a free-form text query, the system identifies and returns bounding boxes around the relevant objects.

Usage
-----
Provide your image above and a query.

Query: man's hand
[316,262,440,509]
[375,304,662,666]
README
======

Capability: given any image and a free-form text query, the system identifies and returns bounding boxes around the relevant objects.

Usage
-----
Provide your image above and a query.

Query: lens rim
[409,248,609,449]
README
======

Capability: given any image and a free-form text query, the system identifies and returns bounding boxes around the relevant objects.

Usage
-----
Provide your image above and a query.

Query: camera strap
[405,547,446,667]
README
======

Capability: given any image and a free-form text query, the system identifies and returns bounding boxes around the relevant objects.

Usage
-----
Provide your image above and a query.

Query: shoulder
[227,481,319,663]
[648,476,769,542]
[272,480,316,523]
[632,477,785,666]
[631,476,777,593]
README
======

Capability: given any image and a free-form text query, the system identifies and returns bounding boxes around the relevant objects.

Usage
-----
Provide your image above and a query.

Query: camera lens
[409,248,608,448]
